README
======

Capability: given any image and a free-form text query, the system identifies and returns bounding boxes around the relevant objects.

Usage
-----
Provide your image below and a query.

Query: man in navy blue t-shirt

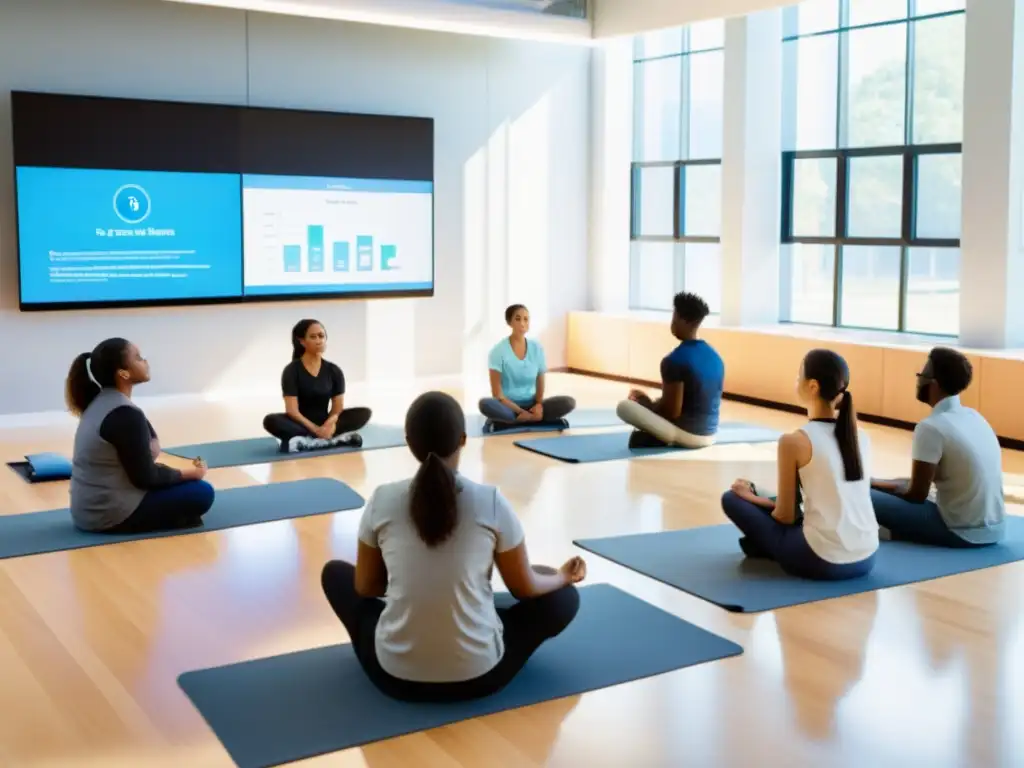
[616,292,725,449]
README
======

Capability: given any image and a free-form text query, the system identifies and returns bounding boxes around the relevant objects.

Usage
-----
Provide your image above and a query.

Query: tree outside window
[781,0,964,336]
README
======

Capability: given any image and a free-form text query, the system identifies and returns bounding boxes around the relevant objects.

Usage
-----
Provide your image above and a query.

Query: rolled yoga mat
[514,422,782,464]
[164,424,406,469]
[178,584,742,768]
[0,478,364,560]
[574,517,1024,613]
[465,407,622,438]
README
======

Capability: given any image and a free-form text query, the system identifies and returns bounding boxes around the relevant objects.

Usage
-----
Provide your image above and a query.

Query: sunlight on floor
[0,373,1022,767]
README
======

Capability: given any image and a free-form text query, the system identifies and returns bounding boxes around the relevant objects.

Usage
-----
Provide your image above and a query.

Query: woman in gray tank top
[66,338,214,533]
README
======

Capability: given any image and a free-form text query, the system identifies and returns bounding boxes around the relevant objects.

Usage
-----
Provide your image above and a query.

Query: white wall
[0,0,591,414]
[588,37,632,314]
[959,0,1024,348]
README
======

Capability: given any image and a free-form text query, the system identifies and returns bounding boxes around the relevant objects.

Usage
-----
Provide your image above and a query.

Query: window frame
[631,159,722,244]
[630,28,725,312]
[779,2,964,336]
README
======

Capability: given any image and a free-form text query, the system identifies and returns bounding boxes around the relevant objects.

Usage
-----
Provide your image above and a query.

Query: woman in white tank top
[720,349,878,580]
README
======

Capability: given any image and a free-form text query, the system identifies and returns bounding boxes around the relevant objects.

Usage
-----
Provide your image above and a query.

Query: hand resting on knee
[494,544,586,600]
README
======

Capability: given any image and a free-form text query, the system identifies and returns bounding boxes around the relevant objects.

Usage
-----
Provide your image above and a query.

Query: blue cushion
[25,452,72,480]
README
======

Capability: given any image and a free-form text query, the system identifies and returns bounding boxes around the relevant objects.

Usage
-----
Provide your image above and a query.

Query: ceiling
[160,0,594,43]
[160,0,797,41]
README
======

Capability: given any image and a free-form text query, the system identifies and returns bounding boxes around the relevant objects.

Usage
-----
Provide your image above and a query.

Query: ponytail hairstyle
[65,338,131,417]
[291,319,324,360]
[802,348,863,482]
[404,391,467,547]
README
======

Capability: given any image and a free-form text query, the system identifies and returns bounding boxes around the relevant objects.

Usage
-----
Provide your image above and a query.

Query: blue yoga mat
[178,584,741,768]
[0,478,364,560]
[574,517,1024,613]
[465,408,622,438]
[514,422,781,463]
[164,424,406,468]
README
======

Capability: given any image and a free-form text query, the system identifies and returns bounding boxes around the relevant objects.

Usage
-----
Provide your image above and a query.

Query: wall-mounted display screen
[11,91,434,311]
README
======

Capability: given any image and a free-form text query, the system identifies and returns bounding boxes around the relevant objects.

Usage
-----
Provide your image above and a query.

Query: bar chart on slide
[275,236,402,274]
[241,174,433,296]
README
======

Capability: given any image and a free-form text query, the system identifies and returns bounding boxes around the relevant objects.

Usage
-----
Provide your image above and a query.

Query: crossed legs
[478,396,577,428]
[263,408,373,449]
[870,488,991,548]
[720,490,875,580]
[102,480,215,534]
[616,399,715,449]
[320,560,579,702]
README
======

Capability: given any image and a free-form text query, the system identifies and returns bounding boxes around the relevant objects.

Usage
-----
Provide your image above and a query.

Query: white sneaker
[288,436,332,453]
[329,433,363,448]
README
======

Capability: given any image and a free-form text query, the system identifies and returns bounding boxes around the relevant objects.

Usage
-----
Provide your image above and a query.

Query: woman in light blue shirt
[478,304,576,432]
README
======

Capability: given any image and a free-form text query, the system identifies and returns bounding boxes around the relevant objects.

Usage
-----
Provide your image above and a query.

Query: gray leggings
[478,396,576,424]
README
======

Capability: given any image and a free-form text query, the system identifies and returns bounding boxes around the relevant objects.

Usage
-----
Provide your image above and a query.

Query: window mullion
[680,54,691,161]
[898,245,910,332]
[833,244,844,327]
[904,12,916,146]
[674,164,684,239]
[836,1,850,148]
[675,242,687,296]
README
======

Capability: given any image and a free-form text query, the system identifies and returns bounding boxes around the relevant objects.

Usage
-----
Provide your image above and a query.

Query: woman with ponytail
[66,338,214,533]
[321,390,585,702]
[720,349,878,580]
[263,319,372,452]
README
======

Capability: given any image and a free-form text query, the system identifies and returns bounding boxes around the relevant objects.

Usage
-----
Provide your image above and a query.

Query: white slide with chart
[241,175,433,296]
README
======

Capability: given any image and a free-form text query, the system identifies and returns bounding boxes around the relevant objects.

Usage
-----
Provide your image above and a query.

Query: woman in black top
[263,319,373,452]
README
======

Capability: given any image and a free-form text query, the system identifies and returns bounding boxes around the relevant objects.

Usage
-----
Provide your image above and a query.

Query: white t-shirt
[912,396,1005,545]
[798,420,879,564]
[357,474,525,683]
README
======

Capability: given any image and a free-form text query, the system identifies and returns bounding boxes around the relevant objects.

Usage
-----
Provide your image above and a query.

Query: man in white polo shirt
[870,347,1005,547]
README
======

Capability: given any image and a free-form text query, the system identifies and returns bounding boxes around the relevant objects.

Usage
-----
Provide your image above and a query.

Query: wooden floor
[1,372,1023,768]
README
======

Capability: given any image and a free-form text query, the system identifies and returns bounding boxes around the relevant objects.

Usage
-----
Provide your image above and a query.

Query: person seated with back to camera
[870,346,1006,548]
[263,319,373,453]
[721,349,878,580]
[321,390,585,702]
[478,303,577,433]
[616,291,724,449]
[66,337,213,533]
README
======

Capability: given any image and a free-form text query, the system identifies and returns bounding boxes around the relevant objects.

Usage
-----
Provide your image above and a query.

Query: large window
[780,0,965,336]
[630,21,725,312]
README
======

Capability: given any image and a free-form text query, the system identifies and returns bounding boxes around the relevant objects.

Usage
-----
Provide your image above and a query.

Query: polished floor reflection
[0,373,1021,767]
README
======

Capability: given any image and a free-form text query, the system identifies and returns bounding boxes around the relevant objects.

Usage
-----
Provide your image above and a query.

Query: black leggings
[262,408,372,443]
[321,560,580,703]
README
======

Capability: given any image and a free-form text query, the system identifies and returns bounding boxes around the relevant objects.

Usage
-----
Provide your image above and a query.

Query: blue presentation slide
[16,167,243,305]
[241,174,434,297]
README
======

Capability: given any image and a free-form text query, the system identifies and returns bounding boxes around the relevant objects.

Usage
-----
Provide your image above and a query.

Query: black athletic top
[281,359,345,426]
[101,407,182,488]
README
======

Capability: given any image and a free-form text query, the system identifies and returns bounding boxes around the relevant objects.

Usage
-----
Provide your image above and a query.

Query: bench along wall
[567,311,1024,443]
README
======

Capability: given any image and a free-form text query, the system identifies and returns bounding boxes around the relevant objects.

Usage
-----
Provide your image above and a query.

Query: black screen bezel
[10,90,436,312]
